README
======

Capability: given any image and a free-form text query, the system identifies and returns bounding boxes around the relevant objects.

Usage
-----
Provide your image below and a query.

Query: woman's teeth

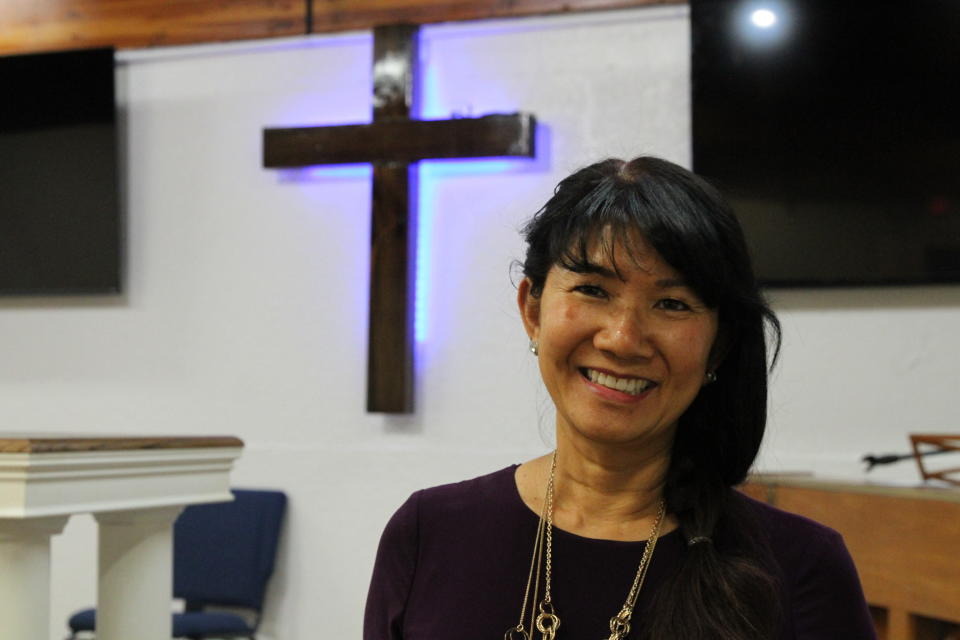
[584,368,653,396]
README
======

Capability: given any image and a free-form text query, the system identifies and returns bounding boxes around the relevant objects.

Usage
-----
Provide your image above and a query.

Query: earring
[529,340,539,356]
[704,371,717,384]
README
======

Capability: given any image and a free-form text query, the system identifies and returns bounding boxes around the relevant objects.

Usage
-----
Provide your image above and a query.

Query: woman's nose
[593,308,655,359]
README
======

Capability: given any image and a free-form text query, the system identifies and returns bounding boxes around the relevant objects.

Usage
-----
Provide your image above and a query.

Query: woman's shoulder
[412,464,521,517]
[733,491,868,594]
[732,493,876,635]
[387,465,521,526]
[734,491,847,564]
[737,491,842,538]
[379,464,527,560]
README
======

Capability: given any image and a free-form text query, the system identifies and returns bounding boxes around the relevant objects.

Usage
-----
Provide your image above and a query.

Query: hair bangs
[545,176,653,282]
[557,174,730,310]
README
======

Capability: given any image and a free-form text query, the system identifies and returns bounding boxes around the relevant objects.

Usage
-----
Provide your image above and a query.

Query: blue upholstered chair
[67,489,287,639]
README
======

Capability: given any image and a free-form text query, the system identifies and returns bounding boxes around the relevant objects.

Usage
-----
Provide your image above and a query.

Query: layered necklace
[505,451,666,640]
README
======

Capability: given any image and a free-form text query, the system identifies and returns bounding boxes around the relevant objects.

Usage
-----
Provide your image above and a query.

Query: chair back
[173,489,287,611]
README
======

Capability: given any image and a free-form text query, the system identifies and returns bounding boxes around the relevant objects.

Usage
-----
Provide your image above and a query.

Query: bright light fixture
[751,8,777,28]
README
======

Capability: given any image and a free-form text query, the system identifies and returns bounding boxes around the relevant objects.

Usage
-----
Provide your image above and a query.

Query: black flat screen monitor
[0,47,121,295]
[691,0,960,286]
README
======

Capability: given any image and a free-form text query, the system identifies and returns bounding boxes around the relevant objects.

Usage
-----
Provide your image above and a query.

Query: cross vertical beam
[367,24,418,413]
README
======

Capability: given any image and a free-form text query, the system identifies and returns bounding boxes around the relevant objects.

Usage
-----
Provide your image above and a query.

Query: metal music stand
[910,434,960,486]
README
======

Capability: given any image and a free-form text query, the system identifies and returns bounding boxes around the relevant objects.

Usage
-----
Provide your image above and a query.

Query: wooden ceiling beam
[0,0,305,56]
[0,0,680,56]
[309,0,683,34]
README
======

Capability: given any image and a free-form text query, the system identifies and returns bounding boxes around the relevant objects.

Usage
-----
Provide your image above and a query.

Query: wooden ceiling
[0,0,682,56]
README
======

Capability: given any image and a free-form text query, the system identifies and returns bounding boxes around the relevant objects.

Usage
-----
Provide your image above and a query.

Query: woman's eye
[573,284,607,298]
[656,298,691,312]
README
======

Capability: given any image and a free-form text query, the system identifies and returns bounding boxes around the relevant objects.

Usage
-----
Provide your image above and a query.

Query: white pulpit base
[0,435,243,640]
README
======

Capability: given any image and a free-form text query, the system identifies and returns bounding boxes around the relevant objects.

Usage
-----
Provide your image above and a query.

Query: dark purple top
[364,465,877,639]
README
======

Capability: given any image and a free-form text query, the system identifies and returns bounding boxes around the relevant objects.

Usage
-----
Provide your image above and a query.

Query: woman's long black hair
[520,157,783,639]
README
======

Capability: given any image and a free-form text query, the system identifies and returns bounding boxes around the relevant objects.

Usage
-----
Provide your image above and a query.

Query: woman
[364,157,876,639]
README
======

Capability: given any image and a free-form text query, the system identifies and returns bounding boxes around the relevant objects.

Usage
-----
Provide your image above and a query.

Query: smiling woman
[364,157,877,640]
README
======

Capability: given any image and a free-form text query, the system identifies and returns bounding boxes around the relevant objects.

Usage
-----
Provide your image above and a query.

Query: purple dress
[364,465,877,639]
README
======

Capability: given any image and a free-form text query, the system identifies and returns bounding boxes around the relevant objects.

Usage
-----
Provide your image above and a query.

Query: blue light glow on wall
[276,164,372,183]
[411,24,545,346]
[414,146,546,345]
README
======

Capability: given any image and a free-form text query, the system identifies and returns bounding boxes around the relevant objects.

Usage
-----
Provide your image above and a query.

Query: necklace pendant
[535,608,560,639]
[536,600,560,639]
[607,607,632,640]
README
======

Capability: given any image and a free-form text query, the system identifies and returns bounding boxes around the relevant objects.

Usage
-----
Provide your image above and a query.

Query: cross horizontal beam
[262,112,535,167]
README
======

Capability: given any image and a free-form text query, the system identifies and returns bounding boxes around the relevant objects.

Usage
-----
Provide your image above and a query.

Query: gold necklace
[505,451,667,640]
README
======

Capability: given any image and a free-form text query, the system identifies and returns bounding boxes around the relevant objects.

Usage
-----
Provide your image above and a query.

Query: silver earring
[704,371,717,384]
[529,340,539,356]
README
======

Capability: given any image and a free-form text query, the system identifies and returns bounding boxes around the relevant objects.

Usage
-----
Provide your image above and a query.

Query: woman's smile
[579,366,657,400]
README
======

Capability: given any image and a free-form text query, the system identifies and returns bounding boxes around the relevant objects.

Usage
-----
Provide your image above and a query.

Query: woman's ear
[517,278,541,341]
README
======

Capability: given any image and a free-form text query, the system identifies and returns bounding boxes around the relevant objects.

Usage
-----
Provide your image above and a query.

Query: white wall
[0,5,957,639]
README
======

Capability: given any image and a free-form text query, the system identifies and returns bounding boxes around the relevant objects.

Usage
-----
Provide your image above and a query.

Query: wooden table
[743,475,960,640]
[0,434,243,640]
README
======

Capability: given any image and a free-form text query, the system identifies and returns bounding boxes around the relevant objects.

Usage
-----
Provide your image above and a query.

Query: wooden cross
[262,24,536,413]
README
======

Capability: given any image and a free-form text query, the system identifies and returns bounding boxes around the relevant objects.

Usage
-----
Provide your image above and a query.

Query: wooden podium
[743,475,960,640]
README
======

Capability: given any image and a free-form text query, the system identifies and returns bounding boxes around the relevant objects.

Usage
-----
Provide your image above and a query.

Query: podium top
[0,434,244,454]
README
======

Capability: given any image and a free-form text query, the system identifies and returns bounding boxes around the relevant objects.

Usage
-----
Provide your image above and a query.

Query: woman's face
[519,234,719,450]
